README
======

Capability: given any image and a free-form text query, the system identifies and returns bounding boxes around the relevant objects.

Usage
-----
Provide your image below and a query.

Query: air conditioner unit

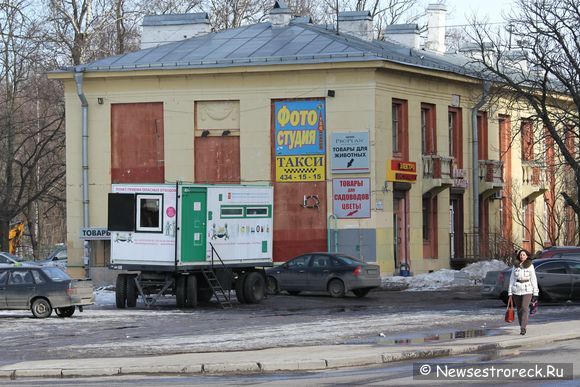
[491,190,503,200]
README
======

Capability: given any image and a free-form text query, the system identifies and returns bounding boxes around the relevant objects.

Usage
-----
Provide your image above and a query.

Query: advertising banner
[386,160,417,183]
[274,99,326,182]
[331,132,370,173]
[332,178,371,218]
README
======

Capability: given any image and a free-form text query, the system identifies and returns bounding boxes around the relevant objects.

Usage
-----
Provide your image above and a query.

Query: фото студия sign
[331,132,370,173]
[386,160,417,183]
[274,100,325,182]
[332,178,371,218]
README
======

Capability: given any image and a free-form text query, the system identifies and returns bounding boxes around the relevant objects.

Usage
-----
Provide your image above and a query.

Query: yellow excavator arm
[8,222,25,254]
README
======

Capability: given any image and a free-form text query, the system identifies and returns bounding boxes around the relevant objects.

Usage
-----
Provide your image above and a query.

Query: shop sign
[386,160,417,183]
[274,100,325,156]
[276,155,325,182]
[80,227,111,240]
[331,132,370,173]
[332,178,371,218]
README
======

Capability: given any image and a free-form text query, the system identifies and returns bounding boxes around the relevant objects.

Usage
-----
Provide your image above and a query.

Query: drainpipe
[327,214,338,252]
[75,70,90,276]
[471,81,490,257]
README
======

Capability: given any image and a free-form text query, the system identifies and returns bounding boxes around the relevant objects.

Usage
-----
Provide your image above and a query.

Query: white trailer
[107,183,273,308]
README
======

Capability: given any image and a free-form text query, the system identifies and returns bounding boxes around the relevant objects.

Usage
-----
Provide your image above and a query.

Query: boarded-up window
[195,101,240,183]
[111,102,164,183]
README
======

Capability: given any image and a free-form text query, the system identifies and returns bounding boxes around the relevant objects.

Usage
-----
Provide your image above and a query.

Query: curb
[2,333,580,379]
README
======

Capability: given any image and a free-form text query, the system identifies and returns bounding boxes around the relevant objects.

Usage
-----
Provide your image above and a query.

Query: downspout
[471,81,490,257]
[74,71,90,275]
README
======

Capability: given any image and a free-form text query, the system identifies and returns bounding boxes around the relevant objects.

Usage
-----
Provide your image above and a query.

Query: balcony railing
[478,160,504,185]
[522,161,546,186]
[422,155,453,179]
[457,232,520,265]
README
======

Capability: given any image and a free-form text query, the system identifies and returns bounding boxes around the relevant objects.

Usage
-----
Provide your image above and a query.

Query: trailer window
[246,206,269,217]
[221,206,243,218]
[136,194,163,232]
[108,193,135,231]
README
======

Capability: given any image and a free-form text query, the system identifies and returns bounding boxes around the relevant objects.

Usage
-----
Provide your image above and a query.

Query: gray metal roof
[142,13,209,26]
[67,19,479,80]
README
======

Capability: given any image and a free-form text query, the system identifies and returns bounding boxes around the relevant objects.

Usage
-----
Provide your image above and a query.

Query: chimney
[270,0,292,28]
[338,11,373,41]
[384,24,420,49]
[141,13,211,49]
[425,4,446,54]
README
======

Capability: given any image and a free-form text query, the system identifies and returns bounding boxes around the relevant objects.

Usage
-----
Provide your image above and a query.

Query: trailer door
[181,188,207,262]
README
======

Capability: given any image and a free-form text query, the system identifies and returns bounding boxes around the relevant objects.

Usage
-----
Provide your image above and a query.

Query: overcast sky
[444,0,515,27]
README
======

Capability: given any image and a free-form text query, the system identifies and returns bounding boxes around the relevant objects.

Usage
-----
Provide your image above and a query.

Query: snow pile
[382,259,508,291]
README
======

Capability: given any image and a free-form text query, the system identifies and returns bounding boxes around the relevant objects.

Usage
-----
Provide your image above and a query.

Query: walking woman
[508,249,539,335]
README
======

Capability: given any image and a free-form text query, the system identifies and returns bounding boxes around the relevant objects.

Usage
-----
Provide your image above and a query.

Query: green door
[180,188,207,263]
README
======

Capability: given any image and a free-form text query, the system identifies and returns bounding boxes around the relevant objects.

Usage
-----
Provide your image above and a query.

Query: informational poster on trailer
[274,99,326,182]
[205,186,273,262]
[331,132,370,173]
[110,184,177,266]
[332,178,371,219]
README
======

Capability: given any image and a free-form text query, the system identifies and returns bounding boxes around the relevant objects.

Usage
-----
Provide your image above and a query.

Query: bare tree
[0,0,65,254]
[466,0,580,242]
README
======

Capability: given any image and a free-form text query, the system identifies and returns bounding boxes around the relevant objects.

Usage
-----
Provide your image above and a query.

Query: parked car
[533,246,580,259]
[0,265,93,318]
[35,247,67,268]
[265,253,381,298]
[481,257,580,303]
[0,251,28,267]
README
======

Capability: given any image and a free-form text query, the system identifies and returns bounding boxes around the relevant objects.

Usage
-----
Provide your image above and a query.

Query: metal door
[536,261,572,300]
[307,254,333,291]
[180,188,207,263]
[0,270,7,308]
[5,270,35,308]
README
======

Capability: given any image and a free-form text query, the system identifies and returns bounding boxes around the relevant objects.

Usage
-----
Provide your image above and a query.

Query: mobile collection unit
[107,183,274,309]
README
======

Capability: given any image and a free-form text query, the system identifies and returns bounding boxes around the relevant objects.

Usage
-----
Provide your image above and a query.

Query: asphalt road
[1,287,579,366]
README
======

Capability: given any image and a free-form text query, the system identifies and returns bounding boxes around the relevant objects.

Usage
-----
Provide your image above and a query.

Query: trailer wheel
[243,272,265,304]
[115,274,128,309]
[185,275,198,308]
[176,275,187,308]
[126,275,138,308]
[235,272,248,304]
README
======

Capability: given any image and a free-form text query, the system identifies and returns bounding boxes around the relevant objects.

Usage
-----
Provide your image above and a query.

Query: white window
[136,194,163,232]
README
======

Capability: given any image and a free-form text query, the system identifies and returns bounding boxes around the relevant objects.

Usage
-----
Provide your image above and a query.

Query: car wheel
[352,288,371,298]
[126,275,138,308]
[176,275,187,308]
[55,306,75,318]
[115,274,128,309]
[328,279,345,298]
[235,272,248,304]
[287,291,300,296]
[266,276,279,295]
[31,298,52,318]
[185,275,198,308]
[243,272,265,304]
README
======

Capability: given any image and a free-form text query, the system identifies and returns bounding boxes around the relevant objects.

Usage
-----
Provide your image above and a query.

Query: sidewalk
[1,320,579,379]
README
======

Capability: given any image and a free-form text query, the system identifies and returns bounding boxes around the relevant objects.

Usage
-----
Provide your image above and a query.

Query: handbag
[505,296,515,323]
[530,298,539,316]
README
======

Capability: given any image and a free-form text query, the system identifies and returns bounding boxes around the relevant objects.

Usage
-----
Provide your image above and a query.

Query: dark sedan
[265,253,381,298]
[0,266,94,318]
[481,257,580,303]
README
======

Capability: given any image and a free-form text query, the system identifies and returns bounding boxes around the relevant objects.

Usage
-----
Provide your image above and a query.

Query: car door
[5,269,36,308]
[0,270,7,308]
[535,261,573,300]
[279,255,311,291]
[307,254,334,291]
[568,261,580,300]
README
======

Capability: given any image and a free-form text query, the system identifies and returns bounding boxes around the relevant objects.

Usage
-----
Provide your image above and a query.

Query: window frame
[136,194,163,233]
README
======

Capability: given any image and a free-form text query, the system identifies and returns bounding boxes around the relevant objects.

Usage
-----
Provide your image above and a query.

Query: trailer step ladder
[201,268,233,309]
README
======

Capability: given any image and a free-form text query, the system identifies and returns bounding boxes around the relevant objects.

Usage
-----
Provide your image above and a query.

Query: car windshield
[41,267,71,281]
[334,254,364,265]
[3,253,22,262]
